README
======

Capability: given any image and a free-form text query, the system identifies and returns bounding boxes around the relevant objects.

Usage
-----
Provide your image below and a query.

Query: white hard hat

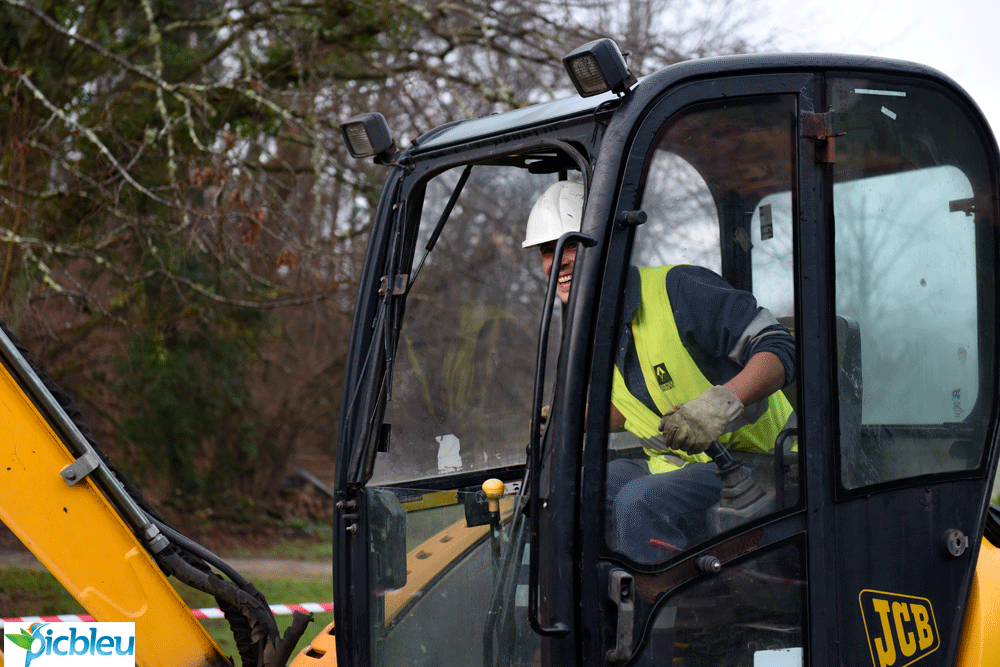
[522,181,584,249]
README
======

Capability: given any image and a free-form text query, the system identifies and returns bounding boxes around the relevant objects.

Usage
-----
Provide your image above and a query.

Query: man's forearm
[723,351,786,407]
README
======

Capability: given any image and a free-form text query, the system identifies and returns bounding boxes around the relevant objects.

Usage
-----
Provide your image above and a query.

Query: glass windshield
[365,157,577,665]
[830,77,997,490]
[372,165,563,486]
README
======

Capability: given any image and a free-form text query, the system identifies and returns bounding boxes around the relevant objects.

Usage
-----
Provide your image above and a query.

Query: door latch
[606,569,635,664]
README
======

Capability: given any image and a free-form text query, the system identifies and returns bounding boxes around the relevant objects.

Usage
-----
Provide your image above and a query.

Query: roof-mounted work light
[340,112,397,163]
[562,38,637,98]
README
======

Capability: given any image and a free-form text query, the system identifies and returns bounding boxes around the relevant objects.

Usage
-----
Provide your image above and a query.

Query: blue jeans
[607,458,722,563]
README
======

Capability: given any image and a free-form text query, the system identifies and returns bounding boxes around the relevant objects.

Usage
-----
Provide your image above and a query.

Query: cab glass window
[605,95,800,566]
[364,159,573,666]
[628,542,806,666]
[830,77,997,490]
[372,166,558,485]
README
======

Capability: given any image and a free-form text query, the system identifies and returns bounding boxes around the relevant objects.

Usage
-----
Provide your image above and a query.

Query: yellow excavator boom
[0,352,228,667]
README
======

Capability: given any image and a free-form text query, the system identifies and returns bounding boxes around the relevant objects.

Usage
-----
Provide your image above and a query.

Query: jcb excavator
[2,37,999,667]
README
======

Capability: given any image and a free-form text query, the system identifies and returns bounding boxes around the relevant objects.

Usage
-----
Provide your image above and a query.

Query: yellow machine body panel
[288,619,337,667]
[955,539,1000,666]
[0,364,227,667]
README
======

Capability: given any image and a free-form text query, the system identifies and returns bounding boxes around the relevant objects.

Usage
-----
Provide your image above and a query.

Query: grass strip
[1,568,333,662]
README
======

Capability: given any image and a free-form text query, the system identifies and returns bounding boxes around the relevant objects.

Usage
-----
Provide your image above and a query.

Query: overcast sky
[762,0,1000,137]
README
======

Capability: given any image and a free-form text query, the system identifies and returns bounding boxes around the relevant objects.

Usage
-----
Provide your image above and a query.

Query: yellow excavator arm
[0,323,319,667]
[0,345,229,667]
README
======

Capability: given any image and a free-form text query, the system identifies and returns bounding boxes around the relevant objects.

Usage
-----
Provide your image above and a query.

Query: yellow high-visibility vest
[610,266,793,473]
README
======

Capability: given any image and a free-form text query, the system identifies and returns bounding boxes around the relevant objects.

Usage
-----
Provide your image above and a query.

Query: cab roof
[409,52,961,154]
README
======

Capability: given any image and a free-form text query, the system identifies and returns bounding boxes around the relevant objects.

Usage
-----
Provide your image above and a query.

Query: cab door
[812,72,998,667]
[579,65,999,667]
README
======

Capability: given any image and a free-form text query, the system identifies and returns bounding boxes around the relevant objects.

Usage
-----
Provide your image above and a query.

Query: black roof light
[562,38,637,98]
[340,112,396,163]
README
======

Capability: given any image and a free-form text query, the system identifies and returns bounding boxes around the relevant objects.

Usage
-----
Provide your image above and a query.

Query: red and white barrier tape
[1,603,333,628]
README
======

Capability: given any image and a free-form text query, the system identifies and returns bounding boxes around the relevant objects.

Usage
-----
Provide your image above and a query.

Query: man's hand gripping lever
[655,385,771,533]
[656,385,744,455]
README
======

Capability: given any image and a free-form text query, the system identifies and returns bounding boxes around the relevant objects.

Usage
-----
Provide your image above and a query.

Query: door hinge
[802,112,844,164]
[379,274,408,296]
[337,497,359,534]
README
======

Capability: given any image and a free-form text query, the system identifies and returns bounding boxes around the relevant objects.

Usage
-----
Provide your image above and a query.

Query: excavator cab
[3,39,998,667]
[329,42,1000,667]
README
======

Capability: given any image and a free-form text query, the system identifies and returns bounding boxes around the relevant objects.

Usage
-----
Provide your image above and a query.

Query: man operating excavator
[523,180,795,562]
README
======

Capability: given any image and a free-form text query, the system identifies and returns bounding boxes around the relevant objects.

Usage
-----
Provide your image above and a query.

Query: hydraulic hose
[157,542,314,667]
[149,515,252,589]
[158,548,279,667]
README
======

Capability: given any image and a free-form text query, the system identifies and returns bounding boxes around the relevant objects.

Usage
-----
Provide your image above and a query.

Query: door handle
[527,230,595,637]
[606,569,635,664]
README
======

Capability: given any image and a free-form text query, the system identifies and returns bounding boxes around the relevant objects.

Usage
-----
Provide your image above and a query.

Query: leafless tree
[0,0,772,508]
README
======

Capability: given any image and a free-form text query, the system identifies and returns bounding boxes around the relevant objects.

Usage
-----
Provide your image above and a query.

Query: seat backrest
[775,315,862,432]
[836,315,863,446]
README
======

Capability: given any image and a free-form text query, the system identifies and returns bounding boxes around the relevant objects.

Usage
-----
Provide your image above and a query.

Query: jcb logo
[859,590,939,667]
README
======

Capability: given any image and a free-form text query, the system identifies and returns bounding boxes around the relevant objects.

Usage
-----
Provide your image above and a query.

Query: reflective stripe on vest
[610,266,793,474]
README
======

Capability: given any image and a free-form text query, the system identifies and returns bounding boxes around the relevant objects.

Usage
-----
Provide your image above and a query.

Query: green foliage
[113,258,274,504]
[116,318,266,504]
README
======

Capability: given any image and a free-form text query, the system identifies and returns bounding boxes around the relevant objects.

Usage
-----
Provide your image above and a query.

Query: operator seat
[836,315,863,450]
[775,314,862,439]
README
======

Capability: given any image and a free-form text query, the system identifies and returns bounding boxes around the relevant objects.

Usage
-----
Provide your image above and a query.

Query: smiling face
[539,241,578,304]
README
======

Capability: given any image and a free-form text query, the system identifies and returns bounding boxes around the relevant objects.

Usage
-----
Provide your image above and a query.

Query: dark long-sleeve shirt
[617,264,795,418]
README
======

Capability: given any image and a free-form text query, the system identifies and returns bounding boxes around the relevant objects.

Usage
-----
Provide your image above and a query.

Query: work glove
[657,385,744,455]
